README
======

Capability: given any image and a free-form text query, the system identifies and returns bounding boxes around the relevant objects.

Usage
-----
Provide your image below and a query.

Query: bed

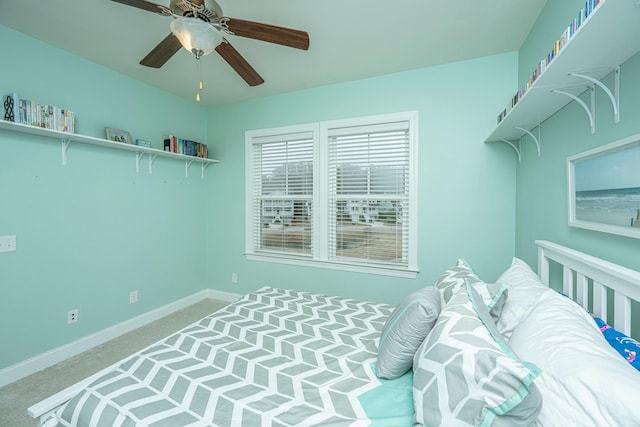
[28,240,640,426]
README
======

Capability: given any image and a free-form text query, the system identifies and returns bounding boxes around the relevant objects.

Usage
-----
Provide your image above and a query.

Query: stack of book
[163,135,208,158]
[497,0,601,124]
[3,92,75,133]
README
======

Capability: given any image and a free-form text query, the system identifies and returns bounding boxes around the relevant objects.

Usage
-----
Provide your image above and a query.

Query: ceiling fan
[109,0,310,87]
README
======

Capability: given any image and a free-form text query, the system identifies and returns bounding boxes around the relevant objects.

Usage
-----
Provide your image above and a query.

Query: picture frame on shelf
[105,127,132,144]
[567,132,640,239]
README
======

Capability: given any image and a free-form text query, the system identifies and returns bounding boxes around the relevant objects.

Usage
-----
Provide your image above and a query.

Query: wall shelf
[485,0,640,145]
[0,119,219,177]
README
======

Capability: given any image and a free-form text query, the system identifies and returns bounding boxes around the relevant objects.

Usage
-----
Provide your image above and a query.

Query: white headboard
[536,240,640,337]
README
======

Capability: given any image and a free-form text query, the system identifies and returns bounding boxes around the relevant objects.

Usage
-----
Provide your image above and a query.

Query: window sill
[245,253,419,279]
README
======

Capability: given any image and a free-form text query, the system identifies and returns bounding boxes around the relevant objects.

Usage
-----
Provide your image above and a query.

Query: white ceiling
[0,0,547,107]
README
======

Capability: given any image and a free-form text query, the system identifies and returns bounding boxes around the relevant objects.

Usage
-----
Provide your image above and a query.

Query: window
[246,112,418,277]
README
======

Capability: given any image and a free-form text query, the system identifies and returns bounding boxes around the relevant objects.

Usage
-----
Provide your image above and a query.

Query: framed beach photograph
[105,127,132,144]
[568,133,640,239]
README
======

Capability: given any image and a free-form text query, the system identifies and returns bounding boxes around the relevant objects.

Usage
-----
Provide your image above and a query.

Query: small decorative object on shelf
[163,134,208,158]
[105,127,132,144]
[135,139,152,148]
[3,92,19,122]
[3,92,75,133]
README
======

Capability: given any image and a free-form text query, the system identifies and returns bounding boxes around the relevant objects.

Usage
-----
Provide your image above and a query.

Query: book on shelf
[163,135,177,153]
[163,134,208,158]
[3,92,75,133]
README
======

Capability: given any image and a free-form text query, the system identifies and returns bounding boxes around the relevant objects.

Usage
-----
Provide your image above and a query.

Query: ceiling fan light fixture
[170,17,221,58]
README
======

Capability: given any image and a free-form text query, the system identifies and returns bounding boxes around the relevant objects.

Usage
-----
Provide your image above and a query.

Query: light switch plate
[0,235,16,253]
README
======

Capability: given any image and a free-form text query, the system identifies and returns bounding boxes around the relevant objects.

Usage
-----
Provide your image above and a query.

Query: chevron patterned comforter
[44,287,414,426]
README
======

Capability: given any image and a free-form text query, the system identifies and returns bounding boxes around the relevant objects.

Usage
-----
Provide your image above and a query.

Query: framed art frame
[105,127,132,144]
[568,132,640,239]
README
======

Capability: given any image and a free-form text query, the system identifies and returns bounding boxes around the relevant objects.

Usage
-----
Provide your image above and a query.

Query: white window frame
[245,112,418,278]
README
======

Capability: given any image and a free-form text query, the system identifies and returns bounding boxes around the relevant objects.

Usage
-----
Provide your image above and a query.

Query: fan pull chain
[196,57,204,102]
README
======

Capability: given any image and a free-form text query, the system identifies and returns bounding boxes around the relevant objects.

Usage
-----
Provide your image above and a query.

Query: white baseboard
[0,288,242,389]
[204,288,242,303]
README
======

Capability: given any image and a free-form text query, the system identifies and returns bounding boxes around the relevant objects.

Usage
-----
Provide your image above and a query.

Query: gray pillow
[413,281,542,426]
[376,287,442,379]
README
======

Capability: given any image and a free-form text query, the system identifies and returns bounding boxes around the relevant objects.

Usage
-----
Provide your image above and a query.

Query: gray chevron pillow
[433,259,509,322]
[413,281,542,427]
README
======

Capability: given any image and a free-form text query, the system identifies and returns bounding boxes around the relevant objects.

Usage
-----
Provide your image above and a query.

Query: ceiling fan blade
[221,18,309,51]
[108,0,171,16]
[215,41,264,86]
[140,33,183,68]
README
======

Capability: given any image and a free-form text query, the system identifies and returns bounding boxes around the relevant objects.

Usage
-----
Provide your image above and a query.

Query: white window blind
[246,112,417,277]
[327,121,411,267]
[250,132,314,256]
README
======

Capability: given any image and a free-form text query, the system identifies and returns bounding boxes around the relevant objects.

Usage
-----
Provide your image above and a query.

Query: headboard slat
[592,280,607,322]
[614,292,631,336]
[562,266,573,298]
[576,273,588,307]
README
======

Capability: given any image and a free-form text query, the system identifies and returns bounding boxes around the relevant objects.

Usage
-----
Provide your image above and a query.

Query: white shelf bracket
[201,162,210,179]
[515,125,541,157]
[61,139,71,166]
[500,139,521,163]
[148,154,157,174]
[569,66,620,124]
[135,152,145,173]
[185,160,194,178]
[551,86,596,134]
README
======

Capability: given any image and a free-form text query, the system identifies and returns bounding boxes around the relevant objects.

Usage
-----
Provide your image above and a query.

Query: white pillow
[496,257,547,340]
[509,290,640,427]
[497,257,543,288]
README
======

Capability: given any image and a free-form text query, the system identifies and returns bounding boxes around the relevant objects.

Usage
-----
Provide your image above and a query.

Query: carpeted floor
[0,298,228,427]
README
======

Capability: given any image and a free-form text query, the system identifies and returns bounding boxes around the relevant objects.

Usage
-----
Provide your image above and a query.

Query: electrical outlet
[67,309,78,324]
[130,290,138,304]
[0,235,16,253]
[231,273,238,283]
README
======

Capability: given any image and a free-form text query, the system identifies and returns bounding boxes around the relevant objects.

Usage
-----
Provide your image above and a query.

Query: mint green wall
[515,2,640,274]
[204,53,519,304]
[0,26,211,369]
